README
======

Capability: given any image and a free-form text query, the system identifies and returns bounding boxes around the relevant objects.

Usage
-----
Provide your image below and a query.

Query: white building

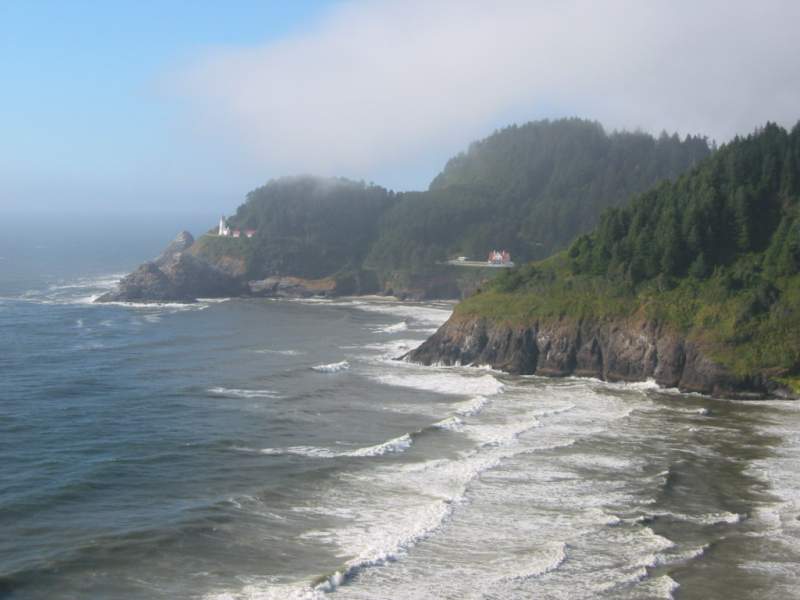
[218,215,231,237]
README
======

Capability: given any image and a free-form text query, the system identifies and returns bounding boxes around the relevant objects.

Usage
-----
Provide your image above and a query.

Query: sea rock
[406,314,774,398]
[95,232,245,303]
[96,261,180,303]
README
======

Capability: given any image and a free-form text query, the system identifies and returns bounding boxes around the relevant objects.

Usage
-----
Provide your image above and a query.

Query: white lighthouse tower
[218,215,230,236]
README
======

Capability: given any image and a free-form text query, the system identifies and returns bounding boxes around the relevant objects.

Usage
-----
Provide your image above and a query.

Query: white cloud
[176,0,800,187]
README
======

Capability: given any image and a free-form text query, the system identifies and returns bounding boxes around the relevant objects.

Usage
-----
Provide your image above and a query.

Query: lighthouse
[218,215,230,236]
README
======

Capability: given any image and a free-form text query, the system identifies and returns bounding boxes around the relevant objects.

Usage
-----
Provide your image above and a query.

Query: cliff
[95,231,246,303]
[408,123,800,399]
[407,313,782,398]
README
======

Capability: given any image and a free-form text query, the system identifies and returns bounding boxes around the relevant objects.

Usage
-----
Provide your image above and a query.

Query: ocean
[1,217,799,599]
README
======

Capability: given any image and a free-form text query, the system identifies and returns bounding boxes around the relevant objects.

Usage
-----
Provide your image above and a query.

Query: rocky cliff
[407,314,785,398]
[96,232,384,303]
[95,232,246,303]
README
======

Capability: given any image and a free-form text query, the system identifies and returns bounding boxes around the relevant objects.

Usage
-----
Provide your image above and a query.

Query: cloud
[176,0,800,186]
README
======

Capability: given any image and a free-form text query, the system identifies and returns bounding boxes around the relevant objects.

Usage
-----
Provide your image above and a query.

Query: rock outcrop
[407,314,780,398]
[154,230,194,266]
[95,232,245,303]
[248,276,338,298]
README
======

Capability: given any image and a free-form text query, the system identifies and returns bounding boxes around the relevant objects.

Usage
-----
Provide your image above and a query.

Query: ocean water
[2,219,800,599]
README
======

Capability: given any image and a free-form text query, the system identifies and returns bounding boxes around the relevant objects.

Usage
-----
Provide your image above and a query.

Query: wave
[312,361,350,373]
[432,416,464,431]
[348,301,453,328]
[373,371,504,397]
[638,510,743,526]
[356,339,418,356]
[311,454,502,596]
[207,387,280,399]
[342,433,413,457]
[373,321,408,333]
[454,395,490,416]
[498,541,568,582]
[259,446,338,458]
[13,273,126,305]
[256,433,414,459]
[254,348,305,356]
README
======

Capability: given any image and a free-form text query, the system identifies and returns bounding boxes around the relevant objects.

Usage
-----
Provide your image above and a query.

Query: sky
[2,0,800,215]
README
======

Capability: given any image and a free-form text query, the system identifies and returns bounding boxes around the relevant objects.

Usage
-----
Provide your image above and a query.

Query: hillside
[409,122,800,396]
[192,119,710,297]
[197,176,395,281]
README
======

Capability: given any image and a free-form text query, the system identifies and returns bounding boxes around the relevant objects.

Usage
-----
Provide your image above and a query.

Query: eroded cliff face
[407,314,778,398]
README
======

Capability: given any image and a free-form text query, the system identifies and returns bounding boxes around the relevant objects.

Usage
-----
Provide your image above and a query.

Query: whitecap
[454,395,490,416]
[207,387,280,399]
[312,360,350,373]
[373,371,504,397]
[431,416,464,431]
[342,433,413,457]
[372,321,408,334]
[640,510,743,525]
[258,433,414,459]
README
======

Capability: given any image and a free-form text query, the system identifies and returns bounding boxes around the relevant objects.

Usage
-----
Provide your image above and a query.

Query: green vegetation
[221,176,395,280]
[194,119,709,288]
[462,122,800,380]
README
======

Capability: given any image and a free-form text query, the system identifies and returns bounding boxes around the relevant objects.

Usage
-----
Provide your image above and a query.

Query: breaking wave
[207,387,280,399]
[312,361,350,373]
[372,371,504,397]
[373,321,408,334]
[256,433,414,459]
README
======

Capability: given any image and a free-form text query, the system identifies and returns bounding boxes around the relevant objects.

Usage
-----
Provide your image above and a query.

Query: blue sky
[0,1,337,214]
[2,1,799,215]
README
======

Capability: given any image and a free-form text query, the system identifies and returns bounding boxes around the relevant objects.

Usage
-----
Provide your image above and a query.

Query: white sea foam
[373,371,504,397]
[640,510,743,525]
[431,416,464,431]
[208,387,280,399]
[258,434,414,459]
[255,348,304,356]
[496,541,569,581]
[453,395,490,416]
[373,321,408,334]
[260,446,338,458]
[604,378,662,392]
[657,543,710,564]
[15,272,126,305]
[349,301,453,328]
[343,434,413,457]
[312,361,350,373]
[311,453,503,595]
[356,339,419,357]
[212,375,702,600]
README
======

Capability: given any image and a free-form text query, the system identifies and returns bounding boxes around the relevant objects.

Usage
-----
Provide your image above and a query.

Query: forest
[209,118,711,283]
[472,122,800,383]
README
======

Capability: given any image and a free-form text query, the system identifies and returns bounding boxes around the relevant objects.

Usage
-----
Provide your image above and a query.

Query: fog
[3,1,799,214]
[177,0,800,190]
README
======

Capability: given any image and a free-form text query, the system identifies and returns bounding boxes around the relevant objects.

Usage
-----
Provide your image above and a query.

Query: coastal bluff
[95,231,246,303]
[406,313,788,398]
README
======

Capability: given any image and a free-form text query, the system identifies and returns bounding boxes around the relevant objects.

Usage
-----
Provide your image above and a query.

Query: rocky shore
[406,313,788,398]
[95,232,246,303]
[95,231,493,304]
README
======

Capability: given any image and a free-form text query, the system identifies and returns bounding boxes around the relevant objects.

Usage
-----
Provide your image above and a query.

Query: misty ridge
[183,118,711,295]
